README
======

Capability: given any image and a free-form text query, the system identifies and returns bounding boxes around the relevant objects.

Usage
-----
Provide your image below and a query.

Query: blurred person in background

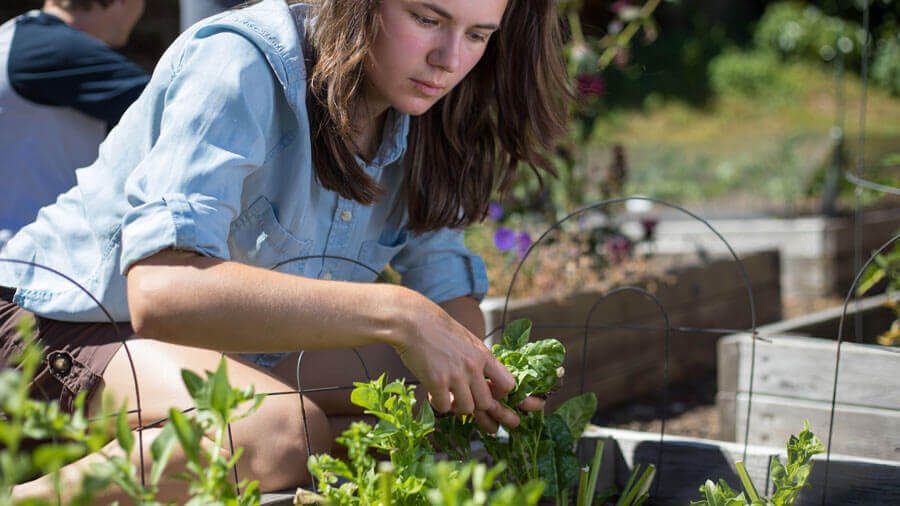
[179,0,242,30]
[0,0,149,241]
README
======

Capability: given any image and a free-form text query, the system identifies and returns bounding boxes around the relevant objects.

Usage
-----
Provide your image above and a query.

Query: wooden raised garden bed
[717,295,900,462]
[481,250,782,412]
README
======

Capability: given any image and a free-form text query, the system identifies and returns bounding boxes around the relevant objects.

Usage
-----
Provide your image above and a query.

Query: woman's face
[364,0,508,116]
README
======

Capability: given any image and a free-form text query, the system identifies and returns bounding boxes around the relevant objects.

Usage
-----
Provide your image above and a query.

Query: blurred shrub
[873,34,900,95]
[708,48,796,98]
[754,2,865,66]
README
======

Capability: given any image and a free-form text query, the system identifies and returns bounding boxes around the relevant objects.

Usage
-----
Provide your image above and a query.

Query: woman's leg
[14,338,332,503]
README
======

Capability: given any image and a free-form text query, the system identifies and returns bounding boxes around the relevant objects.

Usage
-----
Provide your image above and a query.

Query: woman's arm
[126,248,517,422]
[438,296,485,339]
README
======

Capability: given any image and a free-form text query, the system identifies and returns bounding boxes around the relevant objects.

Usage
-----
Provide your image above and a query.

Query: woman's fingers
[472,410,499,434]
[517,395,546,412]
[482,356,515,399]
[428,389,452,414]
[449,379,475,415]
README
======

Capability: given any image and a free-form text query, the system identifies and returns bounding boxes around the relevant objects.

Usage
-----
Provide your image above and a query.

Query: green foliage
[857,238,900,345]
[424,461,545,506]
[0,316,117,506]
[708,49,796,98]
[873,34,900,96]
[0,319,265,505]
[435,320,597,505]
[691,420,825,506]
[307,374,544,505]
[754,2,865,66]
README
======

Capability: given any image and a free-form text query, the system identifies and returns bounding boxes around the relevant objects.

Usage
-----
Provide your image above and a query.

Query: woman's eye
[412,13,438,26]
[468,32,488,43]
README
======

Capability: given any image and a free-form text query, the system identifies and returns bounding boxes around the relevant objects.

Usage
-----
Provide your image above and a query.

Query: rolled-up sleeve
[391,227,489,303]
[119,30,276,274]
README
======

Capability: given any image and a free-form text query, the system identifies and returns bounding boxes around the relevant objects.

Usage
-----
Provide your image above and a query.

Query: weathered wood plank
[582,425,900,505]
[721,392,900,462]
[719,331,900,409]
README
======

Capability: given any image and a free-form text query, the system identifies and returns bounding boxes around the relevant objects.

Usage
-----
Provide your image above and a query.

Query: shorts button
[340,210,352,222]
[48,352,72,376]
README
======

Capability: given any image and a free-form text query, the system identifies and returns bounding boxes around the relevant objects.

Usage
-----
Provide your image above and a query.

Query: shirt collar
[363,108,410,171]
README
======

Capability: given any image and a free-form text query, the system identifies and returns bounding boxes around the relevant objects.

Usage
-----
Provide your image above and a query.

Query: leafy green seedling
[692,420,825,506]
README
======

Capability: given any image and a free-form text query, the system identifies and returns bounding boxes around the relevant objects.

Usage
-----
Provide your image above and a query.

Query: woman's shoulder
[174,0,310,86]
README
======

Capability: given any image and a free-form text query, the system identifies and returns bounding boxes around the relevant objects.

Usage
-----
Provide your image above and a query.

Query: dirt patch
[591,372,721,440]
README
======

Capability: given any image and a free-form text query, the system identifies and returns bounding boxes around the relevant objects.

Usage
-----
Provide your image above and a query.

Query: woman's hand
[390,289,520,432]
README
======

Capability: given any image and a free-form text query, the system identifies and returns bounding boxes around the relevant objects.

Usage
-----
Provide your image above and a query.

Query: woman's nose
[427,33,461,74]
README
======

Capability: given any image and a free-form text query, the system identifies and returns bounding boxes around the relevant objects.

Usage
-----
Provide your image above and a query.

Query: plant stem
[735,461,762,502]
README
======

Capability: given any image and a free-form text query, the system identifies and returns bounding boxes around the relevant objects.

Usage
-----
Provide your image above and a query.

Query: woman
[2,0,570,500]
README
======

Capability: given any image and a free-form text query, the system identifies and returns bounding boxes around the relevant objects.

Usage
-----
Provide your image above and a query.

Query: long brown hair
[303,0,571,233]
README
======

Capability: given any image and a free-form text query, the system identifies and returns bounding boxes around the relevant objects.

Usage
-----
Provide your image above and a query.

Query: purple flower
[641,218,659,240]
[515,230,533,258]
[494,227,515,252]
[575,74,605,97]
[488,202,504,221]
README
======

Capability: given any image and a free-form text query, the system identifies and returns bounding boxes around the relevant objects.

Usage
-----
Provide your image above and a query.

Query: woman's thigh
[268,344,425,416]
[95,339,332,488]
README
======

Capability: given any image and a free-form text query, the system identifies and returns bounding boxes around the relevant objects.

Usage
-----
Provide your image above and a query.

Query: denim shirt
[0,0,488,325]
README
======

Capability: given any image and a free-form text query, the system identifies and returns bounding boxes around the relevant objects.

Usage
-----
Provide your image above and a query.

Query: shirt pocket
[353,228,409,282]
[228,196,312,274]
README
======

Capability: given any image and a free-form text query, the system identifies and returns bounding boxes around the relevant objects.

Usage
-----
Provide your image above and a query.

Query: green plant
[1,317,265,505]
[873,34,900,96]
[754,2,865,66]
[857,239,900,346]
[305,374,545,505]
[0,317,117,506]
[708,49,795,98]
[691,420,825,506]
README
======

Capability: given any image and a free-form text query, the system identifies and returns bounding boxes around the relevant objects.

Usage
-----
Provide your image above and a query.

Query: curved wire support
[844,171,900,196]
[580,286,671,495]
[822,232,899,504]
[269,254,385,491]
[0,258,147,486]
[497,196,762,461]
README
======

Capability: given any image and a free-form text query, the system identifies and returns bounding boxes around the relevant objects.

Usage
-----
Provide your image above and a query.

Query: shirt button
[340,210,352,222]
[322,271,332,280]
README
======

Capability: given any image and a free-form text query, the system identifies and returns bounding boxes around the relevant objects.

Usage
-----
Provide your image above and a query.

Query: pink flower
[611,0,631,13]
[575,74,605,97]
[641,218,659,240]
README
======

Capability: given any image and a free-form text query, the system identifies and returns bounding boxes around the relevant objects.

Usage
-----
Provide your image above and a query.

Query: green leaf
[502,319,532,349]
[168,409,200,463]
[116,403,134,455]
[856,264,886,295]
[149,424,178,485]
[553,393,597,441]
[210,358,232,417]
[181,369,206,401]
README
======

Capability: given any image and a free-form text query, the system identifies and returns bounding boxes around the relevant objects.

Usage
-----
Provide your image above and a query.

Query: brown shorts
[0,291,135,413]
